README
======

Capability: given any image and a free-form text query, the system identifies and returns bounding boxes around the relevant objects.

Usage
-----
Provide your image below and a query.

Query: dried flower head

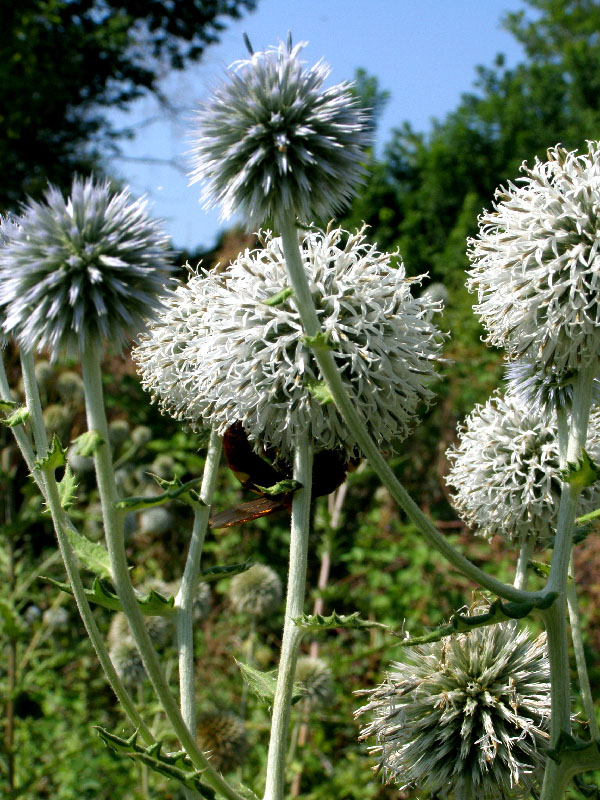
[0,176,173,358]
[295,656,334,709]
[229,564,282,618]
[196,712,248,773]
[134,227,444,461]
[189,37,370,226]
[446,393,600,547]
[356,618,550,799]
[468,142,600,372]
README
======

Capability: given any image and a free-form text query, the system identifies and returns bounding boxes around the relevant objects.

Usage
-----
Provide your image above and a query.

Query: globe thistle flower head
[56,370,85,406]
[468,142,600,372]
[504,359,600,417]
[295,656,334,710]
[356,617,550,799]
[0,176,174,359]
[196,712,248,773]
[110,639,146,688]
[134,226,444,461]
[189,36,370,226]
[446,393,600,547]
[229,564,282,618]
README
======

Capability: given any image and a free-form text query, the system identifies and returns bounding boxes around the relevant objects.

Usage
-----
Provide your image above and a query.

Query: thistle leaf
[95,728,216,798]
[2,405,30,427]
[64,526,112,580]
[562,449,600,489]
[302,331,332,350]
[236,661,304,705]
[115,476,206,511]
[294,611,390,632]
[0,598,27,640]
[305,378,333,405]
[73,430,105,457]
[200,560,253,583]
[35,434,66,471]
[0,398,17,412]
[58,465,78,510]
[41,576,175,616]
[263,287,293,306]
[254,479,301,496]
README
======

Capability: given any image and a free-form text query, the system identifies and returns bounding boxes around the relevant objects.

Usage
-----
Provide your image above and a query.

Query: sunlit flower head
[504,359,600,417]
[446,393,600,547]
[196,712,248,773]
[468,142,600,372]
[189,37,370,226]
[356,617,550,799]
[134,226,444,460]
[295,656,334,710]
[0,176,173,358]
[229,564,282,618]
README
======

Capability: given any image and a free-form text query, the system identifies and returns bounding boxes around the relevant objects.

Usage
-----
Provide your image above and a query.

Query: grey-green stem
[175,430,222,734]
[80,338,243,800]
[263,434,312,800]
[276,213,537,606]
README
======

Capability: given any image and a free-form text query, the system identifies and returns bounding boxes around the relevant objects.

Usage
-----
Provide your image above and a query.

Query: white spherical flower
[356,619,550,799]
[504,359,600,418]
[446,393,600,547]
[189,38,370,226]
[0,176,173,358]
[468,142,600,372]
[134,227,444,461]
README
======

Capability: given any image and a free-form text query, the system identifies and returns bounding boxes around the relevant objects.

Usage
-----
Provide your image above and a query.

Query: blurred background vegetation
[2,0,600,797]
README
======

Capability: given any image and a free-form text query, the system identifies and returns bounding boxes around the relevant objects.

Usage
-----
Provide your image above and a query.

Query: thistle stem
[175,430,222,734]
[16,350,153,743]
[514,534,534,592]
[80,338,243,800]
[263,434,312,800]
[276,213,537,605]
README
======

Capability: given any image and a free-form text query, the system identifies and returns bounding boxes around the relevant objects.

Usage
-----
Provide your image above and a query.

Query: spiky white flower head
[446,393,600,547]
[229,564,282,618]
[504,359,600,417]
[0,176,173,358]
[356,617,550,799]
[189,36,370,226]
[468,142,600,372]
[295,656,334,710]
[134,227,444,461]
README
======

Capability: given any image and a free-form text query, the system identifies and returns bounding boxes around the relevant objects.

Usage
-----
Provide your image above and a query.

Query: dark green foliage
[0,0,257,211]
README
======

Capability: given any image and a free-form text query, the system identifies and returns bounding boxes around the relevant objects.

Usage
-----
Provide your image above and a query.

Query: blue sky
[110,0,528,251]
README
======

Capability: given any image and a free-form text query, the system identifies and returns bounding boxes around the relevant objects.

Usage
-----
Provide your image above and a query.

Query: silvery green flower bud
[468,142,600,372]
[190,37,370,226]
[295,656,334,710]
[131,425,152,447]
[33,359,54,392]
[0,176,173,358]
[110,639,146,688]
[42,403,72,440]
[135,227,444,461]
[446,393,600,548]
[56,370,85,406]
[228,564,282,619]
[150,453,175,480]
[356,617,550,799]
[196,711,248,773]
[139,506,173,536]
[108,418,131,446]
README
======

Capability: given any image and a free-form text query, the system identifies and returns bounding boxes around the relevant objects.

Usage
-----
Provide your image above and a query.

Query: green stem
[567,554,599,740]
[514,534,534,591]
[17,350,154,743]
[263,434,312,800]
[79,338,243,800]
[175,430,222,734]
[276,214,537,605]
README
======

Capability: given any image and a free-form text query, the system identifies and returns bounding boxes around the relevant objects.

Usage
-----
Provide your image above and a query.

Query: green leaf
[302,332,332,350]
[65,525,112,580]
[294,610,390,632]
[41,576,175,616]
[35,434,66,471]
[2,405,30,427]
[562,449,600,489]
[0,398,17,412]
[115,476,206,512]
[58,465,78,510]
[200,560,253,583]
[73,430,105,457]
[95,728,216,798]
[236,661,305,705]
[305,378,333,405]
[263,287,293,306]
[254,479,301,496]
[0,597,27,640]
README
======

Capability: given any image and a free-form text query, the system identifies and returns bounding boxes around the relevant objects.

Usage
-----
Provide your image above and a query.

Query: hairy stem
[175,430,222,734]
[263,434,312,800]
[276,214,537,605]
[80,338,243,800]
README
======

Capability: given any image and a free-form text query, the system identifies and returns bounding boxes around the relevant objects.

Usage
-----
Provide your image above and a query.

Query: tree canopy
[0,0,256,210]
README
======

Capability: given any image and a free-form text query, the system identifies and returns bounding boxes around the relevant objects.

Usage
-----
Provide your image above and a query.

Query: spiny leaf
[41,576,175,616]
[65,525,112,580]
[294,611,390,632]
[236,661,304,705]
[58,465,78,510]
[95,728,216,798]
[0,397,18,412]
[546,731,600,763]
[263,287,293,306]
[35,434,66,471]
[115,476,206,512]
[562,449,600,489]
[2,405,30,427]
[200,560,253,583]
[305,378,333,405]
[302,331,332,350]
[73,430,105,457]
[254,479,301,496]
